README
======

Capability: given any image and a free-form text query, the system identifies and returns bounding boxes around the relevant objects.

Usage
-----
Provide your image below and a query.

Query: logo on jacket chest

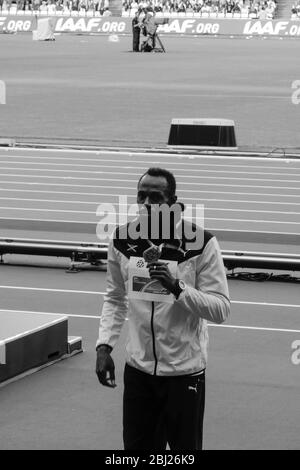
[127,243,138,253]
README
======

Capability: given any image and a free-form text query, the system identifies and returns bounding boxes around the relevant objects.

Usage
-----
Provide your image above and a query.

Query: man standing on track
[95,167,230,450]
[132,9,143,52]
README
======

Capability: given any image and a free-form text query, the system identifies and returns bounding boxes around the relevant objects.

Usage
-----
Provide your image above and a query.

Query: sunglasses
[137,190,167,204]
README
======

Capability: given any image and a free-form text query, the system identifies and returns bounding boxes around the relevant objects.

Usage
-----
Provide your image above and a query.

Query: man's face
[136,174,180,241]
[137,174,171,206]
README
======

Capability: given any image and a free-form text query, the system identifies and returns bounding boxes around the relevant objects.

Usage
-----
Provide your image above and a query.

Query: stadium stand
[123,0,277,18]
[0,0,278,18]
[291,0,300,17]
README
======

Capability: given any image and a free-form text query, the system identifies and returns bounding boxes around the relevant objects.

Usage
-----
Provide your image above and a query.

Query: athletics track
[0,29,300,450]
[0,147,299,450]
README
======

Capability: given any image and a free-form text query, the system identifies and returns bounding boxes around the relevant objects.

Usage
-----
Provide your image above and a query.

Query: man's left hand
[147,261,177,295]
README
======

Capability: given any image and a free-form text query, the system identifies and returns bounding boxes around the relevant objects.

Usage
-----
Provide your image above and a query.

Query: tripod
[141,28,166,53]
[153,32,166,53]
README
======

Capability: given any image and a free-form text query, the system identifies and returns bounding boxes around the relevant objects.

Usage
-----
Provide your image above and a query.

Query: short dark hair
[138,167,176,197]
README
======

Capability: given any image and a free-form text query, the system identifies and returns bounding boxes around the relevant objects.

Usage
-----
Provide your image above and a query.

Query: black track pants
[132,29,140,52]
[123,363,205,450]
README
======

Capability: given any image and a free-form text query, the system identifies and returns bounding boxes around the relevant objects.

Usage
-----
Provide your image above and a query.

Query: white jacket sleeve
[176,237,230,324]
[96,239,128,350]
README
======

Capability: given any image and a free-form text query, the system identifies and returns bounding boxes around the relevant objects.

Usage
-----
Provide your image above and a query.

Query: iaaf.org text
[243,20,300,36]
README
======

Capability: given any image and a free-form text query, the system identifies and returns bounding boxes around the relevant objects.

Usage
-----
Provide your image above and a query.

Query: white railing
[1,237,299,271]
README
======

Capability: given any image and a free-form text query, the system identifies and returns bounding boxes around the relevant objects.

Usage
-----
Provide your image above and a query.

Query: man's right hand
[95,345,116,388]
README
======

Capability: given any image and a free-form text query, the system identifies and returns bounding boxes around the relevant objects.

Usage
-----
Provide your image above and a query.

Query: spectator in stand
[226,0,234,12]
[265,3,273,17]
[30,0,39,10]
[1,0,277,17]
[249,0,258,15]
[163,0,171,12]
[218,0,226,12]
[79,0,86,10]
[129,0,139,14]
[211,0,219,11]
[89,0,97,12]
[258,5,267,18]
[39,0,48,11]
[55,0,63,10]
[291,1,300,16]
[123,0,128,8]
[177,0,186,12]
[232,1,241,13]
[47,1,56,13]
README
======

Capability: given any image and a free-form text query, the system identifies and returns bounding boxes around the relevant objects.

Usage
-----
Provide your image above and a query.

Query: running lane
[0,148,299,248]
[0,263,299,449]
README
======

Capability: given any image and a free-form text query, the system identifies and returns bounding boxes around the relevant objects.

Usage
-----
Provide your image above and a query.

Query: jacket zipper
[151,301,158,375]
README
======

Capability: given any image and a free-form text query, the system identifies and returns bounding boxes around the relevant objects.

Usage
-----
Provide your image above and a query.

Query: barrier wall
[1,16,300,36]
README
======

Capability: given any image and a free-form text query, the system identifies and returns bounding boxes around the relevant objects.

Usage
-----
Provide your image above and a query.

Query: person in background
[258,5,267,18]
[132,9,142,51]
[141,10,157,51]
[102,5,112,14]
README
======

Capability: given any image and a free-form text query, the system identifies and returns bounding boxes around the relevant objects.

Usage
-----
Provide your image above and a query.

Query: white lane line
[208,324,300,333]
[0,187,299,200]
[3,159,300,175]
[0,168,299,184]
[0,287,299,308]
[0,286,100,294]
[0,217,297,238]
[2,149,300,164]
[0,196,300,207]
[176,94,289,99]
[0,217,298,239]
[0,308,100,320]
[0,202,299,216]
[0,215,299,229]
[0,161,299,178]
[1,195,300,208]
[0,206,96,214]
[0,208,299,225]
[232,301,300,308]
[204,218,300,224]
[0,176,299,191]
[0,309,299,334]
